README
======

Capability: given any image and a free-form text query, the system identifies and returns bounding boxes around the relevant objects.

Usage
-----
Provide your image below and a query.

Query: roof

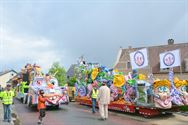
[66,64,76,77]
[122,42,188,51]
[114,42,188,73]
[0,70,17,76]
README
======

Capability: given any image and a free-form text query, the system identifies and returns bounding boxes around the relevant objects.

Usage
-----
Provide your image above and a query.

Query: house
[66,64,76,78]
[0,70,18,88]
[114,41,188,76]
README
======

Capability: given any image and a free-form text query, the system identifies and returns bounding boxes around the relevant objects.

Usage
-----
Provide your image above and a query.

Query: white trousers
[99,104,108,119]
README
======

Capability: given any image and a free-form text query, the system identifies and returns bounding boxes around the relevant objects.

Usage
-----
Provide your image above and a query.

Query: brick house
[114,41,188,75]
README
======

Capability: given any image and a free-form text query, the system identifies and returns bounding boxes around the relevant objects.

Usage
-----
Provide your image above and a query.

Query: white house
[0,70,17,88]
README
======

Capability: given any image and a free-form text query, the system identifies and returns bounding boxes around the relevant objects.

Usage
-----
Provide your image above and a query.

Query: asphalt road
[14,99,188,125]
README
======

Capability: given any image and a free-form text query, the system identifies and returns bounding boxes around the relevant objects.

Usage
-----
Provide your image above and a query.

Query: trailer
[73,58,188,118]
[75,80,182,118]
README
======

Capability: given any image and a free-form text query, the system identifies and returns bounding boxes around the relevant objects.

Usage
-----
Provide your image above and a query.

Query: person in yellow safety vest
[0,84,14,123]
[90,80,99,114]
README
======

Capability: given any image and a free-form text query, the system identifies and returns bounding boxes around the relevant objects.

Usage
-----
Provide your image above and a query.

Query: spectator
[0,84,14,123]
[90,80,99,114]
[97,80,110,120]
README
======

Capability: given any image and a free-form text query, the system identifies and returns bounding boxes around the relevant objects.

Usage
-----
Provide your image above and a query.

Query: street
[14,99,188,125]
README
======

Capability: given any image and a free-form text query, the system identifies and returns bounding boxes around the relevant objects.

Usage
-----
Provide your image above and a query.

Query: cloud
[0,26,63,72]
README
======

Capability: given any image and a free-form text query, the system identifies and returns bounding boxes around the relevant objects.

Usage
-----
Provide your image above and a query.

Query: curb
[12,105,21,125]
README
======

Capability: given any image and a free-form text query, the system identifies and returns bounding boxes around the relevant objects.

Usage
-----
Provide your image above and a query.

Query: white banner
[160,49,180,69]
[130,48,148,69]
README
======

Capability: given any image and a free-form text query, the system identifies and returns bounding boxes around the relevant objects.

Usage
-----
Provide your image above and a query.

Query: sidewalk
[0,101,14,125]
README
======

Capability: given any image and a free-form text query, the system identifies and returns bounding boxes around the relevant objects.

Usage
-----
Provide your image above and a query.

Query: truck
[26,76,69,108]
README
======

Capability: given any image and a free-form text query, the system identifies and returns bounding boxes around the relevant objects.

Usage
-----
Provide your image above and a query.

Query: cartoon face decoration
[173,80,188,105]
[163,52,175,66]
[153,80,172,109]
[134,51,145,66]
[157,86,170,93]
[179,86,187,92]
[37,80,42,86]
[176,85,188,105]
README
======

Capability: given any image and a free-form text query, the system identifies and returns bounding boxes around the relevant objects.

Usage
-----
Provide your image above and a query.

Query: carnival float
[74,59,188,117]
[15,63,69,109]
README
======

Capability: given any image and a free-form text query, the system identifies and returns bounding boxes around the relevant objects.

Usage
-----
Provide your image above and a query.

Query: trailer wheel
[55,105,59,109]
[143,114,150,118]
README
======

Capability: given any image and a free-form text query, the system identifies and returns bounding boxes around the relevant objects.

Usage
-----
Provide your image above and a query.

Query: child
[38,89,48,124]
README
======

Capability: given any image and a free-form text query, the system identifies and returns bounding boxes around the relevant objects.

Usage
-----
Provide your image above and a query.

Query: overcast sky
[0,0,188,72]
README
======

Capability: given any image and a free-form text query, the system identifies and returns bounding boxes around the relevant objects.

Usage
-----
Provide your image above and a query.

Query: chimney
[168,39,174,45]
[128,46,132,49]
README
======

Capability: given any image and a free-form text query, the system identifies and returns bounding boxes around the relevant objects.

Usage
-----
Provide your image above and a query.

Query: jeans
[92,98,96,113]
[39,109,46,121]
[3,104,11,121]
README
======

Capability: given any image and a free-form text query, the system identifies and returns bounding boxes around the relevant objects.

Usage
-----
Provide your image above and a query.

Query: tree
[48,62,67,86]
[68,76,77,87]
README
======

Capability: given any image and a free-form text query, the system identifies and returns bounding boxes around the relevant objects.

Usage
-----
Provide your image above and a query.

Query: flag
[160,49,180,69]
[130,48,148,69]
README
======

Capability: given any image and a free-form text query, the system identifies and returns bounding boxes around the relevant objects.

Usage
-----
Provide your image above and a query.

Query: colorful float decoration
[15,63,69,108]
[174,78,188,105]
[153,80,172,109]
[74,59,188,117]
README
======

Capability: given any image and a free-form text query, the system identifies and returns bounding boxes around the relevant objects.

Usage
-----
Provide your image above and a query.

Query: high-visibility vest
[1,90,14,105]
[91,89,98,99]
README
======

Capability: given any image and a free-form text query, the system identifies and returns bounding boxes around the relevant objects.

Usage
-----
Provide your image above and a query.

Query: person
[0,84,14,123]
[0,84,2,92]
[90,81,99,114]
[97,80,110,120]
[37,89,49,124]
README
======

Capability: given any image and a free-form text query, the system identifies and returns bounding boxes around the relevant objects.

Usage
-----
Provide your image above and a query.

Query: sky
[0,0,188,73]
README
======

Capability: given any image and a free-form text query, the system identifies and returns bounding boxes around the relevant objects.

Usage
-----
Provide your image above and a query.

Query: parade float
[15,64,69,109]
[74,59,188,117]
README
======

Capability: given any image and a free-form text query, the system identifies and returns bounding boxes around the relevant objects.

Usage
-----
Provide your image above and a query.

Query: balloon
[113,74,125,87]
[138,74,146,80]
[91,68,99,80]
[127,79,136,86]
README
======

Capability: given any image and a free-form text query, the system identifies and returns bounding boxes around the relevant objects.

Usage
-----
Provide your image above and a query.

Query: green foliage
[68,76,77,87]
[48,62,67,86]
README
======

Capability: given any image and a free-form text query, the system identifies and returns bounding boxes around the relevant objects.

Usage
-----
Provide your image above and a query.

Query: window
[127,61,131,69]
[160,68,169,72]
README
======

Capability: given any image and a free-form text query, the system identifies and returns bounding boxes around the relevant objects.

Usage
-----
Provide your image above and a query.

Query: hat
[101,79,107,84]
[6,84,11,87]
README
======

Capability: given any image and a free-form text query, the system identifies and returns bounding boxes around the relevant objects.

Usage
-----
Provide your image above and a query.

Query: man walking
[90,81,99,114]
[0,84,14,123]
[97,80,110,120]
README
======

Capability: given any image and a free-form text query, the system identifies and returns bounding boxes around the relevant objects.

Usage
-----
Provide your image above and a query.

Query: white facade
[0,70,17,88]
